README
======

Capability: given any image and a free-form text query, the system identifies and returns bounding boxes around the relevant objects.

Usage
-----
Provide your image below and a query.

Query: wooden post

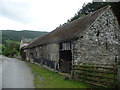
[117,65,120,89]
[113,65,116,88]
[71,65,74,79]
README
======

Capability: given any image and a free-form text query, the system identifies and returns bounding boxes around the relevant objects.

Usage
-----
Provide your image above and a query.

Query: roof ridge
[27,5,112,48]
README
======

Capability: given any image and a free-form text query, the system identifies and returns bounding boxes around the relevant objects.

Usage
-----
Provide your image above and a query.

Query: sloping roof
[21,37,32,43]
[28,5,111,48]
[20,37,33,49]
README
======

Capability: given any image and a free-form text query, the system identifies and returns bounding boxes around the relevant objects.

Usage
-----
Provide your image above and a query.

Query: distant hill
[1,30,48,44]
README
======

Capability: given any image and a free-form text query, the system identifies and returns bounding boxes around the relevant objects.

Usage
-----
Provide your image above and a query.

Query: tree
[68,1,120,24]
[2,40,20,57]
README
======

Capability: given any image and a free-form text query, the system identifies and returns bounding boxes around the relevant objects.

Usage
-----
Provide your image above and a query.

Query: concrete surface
[1,55,34,88]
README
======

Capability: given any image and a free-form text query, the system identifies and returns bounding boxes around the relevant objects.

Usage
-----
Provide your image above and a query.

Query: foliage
[27,63,89,88]
[0,44,2,55]
[68,2,120,24]
[2,40,20,57]
[1,30,48,44]
[1,30,48,57]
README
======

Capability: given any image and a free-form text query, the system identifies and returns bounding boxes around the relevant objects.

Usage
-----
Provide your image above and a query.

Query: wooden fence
[118,65,120,89]
[72,64,118,88]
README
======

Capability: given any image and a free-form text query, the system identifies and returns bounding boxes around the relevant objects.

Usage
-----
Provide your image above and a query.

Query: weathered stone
[73,9,120,65]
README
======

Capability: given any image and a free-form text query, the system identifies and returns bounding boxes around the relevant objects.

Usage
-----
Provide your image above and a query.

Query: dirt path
[2,55,34,88]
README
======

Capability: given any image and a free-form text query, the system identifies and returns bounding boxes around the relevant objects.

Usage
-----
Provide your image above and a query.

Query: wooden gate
[72,64,118,88]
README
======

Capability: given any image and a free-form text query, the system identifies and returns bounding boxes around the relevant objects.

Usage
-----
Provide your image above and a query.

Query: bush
[2,40,20,57]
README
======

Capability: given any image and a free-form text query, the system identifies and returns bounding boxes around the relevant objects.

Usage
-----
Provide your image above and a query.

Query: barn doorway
[59,50,72,73]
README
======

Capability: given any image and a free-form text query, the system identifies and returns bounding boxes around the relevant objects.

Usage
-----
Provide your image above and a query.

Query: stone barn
[24,5,120,73]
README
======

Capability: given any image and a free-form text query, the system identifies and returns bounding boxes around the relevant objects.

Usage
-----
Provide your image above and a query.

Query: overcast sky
[0,0,94,32]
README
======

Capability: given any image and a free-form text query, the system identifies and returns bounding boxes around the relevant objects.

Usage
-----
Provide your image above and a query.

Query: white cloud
[0,0,92,32]
[0,17,26,30]
[0,17,55,31]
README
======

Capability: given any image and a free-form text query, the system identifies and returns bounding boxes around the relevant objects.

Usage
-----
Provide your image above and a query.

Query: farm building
[20,37,32,60]
[20,37,32,49]
[22,5,120,73]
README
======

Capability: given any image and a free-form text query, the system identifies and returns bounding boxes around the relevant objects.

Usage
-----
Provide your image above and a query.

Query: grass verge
[27,62,89,88]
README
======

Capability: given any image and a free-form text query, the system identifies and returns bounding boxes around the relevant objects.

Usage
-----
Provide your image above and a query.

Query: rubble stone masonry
[73,9,120,65]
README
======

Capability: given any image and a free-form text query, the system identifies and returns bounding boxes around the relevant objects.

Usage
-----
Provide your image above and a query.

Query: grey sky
[0,0,35,23]
[0,0,119,32]
[0,0,93,32]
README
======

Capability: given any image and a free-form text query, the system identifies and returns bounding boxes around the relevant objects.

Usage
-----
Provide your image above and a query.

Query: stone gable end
[73,8,120,65]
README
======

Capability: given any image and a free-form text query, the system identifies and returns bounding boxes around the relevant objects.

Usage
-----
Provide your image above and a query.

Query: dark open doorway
[59,50,72,73]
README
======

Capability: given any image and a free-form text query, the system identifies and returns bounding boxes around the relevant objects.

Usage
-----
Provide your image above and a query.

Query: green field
[27,62,89,88]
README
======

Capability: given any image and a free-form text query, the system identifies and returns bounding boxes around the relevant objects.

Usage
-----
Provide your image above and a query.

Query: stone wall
[73,9,120,65]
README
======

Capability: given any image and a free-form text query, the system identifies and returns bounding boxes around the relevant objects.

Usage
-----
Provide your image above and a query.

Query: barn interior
[59,43,72,73]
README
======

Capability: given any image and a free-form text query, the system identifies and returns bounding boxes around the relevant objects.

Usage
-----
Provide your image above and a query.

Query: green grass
[27,62,89,88]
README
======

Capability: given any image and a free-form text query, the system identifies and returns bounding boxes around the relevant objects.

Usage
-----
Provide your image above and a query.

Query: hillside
[1,30,48,44]
[68,2,120,25]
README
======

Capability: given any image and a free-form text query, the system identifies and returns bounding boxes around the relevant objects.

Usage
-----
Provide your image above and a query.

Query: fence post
[71,65,74,79]
[113,65,116,88]
[117,65,120,89]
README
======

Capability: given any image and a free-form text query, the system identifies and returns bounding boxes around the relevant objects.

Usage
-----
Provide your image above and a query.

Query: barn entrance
[59,50,72,73]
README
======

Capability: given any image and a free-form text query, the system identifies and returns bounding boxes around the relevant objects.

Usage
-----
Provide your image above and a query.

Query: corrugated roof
[28,5,111,48]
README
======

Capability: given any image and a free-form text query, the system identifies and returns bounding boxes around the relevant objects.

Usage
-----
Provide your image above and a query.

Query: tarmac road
[1,55,34,88]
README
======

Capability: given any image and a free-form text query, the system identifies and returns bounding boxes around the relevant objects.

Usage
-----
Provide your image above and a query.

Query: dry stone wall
[73,9,120,65]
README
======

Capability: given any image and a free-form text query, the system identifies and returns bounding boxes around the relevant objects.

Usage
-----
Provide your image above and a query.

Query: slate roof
[27,5,111,48]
